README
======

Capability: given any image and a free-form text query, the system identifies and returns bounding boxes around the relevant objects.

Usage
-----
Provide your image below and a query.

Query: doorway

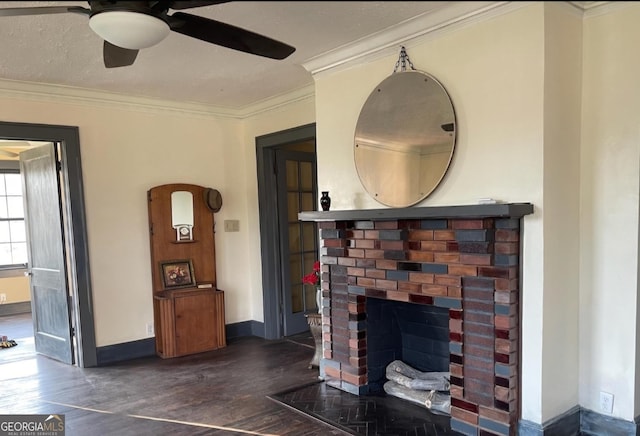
[256,123,319,339]
[0,121,96,367]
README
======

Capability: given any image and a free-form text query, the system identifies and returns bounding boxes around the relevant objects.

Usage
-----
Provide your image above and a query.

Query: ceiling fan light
[89,11,170,50]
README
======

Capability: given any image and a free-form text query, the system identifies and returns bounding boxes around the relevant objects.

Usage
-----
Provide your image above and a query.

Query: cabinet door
[174,291,217,356]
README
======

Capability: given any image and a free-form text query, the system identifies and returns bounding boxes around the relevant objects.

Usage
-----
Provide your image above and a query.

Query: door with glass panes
[275,147,318,336]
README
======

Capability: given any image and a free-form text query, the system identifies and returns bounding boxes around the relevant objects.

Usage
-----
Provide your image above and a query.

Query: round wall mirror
[354,70,456,207]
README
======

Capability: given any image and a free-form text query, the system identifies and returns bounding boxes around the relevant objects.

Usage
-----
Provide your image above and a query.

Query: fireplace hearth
[299,203,533,436]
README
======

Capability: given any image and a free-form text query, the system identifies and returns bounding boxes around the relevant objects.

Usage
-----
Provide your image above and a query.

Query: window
[0,172,27,267]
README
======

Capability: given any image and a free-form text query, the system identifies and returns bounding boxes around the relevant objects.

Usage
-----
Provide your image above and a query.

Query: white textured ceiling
[0,1,601,110]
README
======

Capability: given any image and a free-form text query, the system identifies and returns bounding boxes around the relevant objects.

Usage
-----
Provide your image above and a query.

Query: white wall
[0,89,249,346]
[580,3,640,420]
[541,2,582,420]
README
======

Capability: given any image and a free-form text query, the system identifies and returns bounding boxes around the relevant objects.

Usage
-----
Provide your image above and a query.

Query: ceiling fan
[0,1,296,68]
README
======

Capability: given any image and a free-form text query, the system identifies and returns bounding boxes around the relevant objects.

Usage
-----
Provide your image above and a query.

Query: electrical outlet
[0,293,6,304]
[599,391,614,414]
[146,323,154,336]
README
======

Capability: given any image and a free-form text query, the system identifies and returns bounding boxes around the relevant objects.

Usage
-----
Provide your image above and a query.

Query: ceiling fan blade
[0,6,89,17]
[167,12,295,60]
[166,1,231,10]
[103,41,139,68]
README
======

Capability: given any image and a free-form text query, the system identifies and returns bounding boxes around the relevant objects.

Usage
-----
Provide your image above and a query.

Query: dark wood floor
[0,313,347,436]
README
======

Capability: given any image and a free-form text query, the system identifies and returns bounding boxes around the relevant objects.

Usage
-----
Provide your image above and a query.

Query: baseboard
[0,301,31,316]
[581,408,639,435]
[96,338,155,366]
[96,321,265,365]
[519,406,639,436]
[226,320,265,340]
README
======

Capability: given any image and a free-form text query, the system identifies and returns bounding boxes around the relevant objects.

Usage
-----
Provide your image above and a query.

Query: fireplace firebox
[299,203,533,436]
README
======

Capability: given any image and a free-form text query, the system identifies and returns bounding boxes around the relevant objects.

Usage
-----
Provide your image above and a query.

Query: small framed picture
[160,259,195,290]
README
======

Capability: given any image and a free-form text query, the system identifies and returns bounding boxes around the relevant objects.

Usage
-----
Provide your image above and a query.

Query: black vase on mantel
[320,191,331,211]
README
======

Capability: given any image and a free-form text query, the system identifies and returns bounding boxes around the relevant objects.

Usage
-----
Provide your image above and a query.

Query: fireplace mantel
[298,202,534,222]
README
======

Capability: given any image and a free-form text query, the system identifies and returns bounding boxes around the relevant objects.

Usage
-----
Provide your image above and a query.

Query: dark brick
[458,242,494,254]
[384,250,407,260]
[398,262,423,271]
[455,230,495,242]
[379,229,407,240]
[353,221,375,229]
[495,218,520,229]
[321,229,345,239]
[420,219,448,229]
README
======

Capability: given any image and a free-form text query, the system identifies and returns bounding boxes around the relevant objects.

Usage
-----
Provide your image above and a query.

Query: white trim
[302,1,524,76]
[0,78,314,120]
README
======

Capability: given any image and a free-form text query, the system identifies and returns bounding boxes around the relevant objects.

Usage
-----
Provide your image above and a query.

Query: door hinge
[56,161,63,172]
[71,326,76,337]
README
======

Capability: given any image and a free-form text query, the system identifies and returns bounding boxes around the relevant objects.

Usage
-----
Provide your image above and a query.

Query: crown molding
[0,78,248,119]
[302,1,521,76]
[0,78,314,120]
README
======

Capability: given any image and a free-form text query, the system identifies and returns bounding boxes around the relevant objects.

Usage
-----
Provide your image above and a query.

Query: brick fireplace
[299,203,534,436]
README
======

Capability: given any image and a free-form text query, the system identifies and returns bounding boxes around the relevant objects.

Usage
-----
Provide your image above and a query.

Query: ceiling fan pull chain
[393,46,416,73]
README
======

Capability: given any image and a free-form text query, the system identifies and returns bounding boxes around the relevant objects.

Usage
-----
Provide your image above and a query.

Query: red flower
[302,261,320,285]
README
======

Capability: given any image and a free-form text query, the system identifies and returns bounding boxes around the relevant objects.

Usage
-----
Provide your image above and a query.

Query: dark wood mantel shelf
[298,202,534,222]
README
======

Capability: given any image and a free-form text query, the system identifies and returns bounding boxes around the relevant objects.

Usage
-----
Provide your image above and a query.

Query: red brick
[422,284,448,296]
[449,265,478,276]
[376,259,397,270]
[347,248,365,258]
[479,406,511,424]
[407,250,435,262]
[364,230,380,240]
[325,365,341,379]
[375,221,399,229]
[398,281,422,293]
[460,253,493,266]
[342,371,367,386]
[386,290,410,302]
[338,257,357,266]
[452,219,493,230]
[380,240,406,250]
[452,407,478,425]
[465,344,494,360]
[450,364,464,377]
[435,275,462,286]
[354,239,376,249]
[451,385,464,399]
[495,242,518,254]
[495,315,516,329]
[408,272,434,284]
[478,266,517,279]
[365,269,386,279]
[449,318,463,333]
[495,338,518,354]
[408,230,434,240]
[324,239,347,247]
[356,277,376,287]
[376,279,397,290]
[448,286,462,298]
[347,267,365,277]
[434,230,456,240]
[434,252,460,263]
[495,279,519,291]
[496,229,519,242]
[421,240,448,251]
[365,249,385,259]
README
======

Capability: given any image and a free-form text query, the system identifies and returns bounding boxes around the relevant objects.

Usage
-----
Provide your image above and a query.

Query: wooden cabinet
[148,183,226,358]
